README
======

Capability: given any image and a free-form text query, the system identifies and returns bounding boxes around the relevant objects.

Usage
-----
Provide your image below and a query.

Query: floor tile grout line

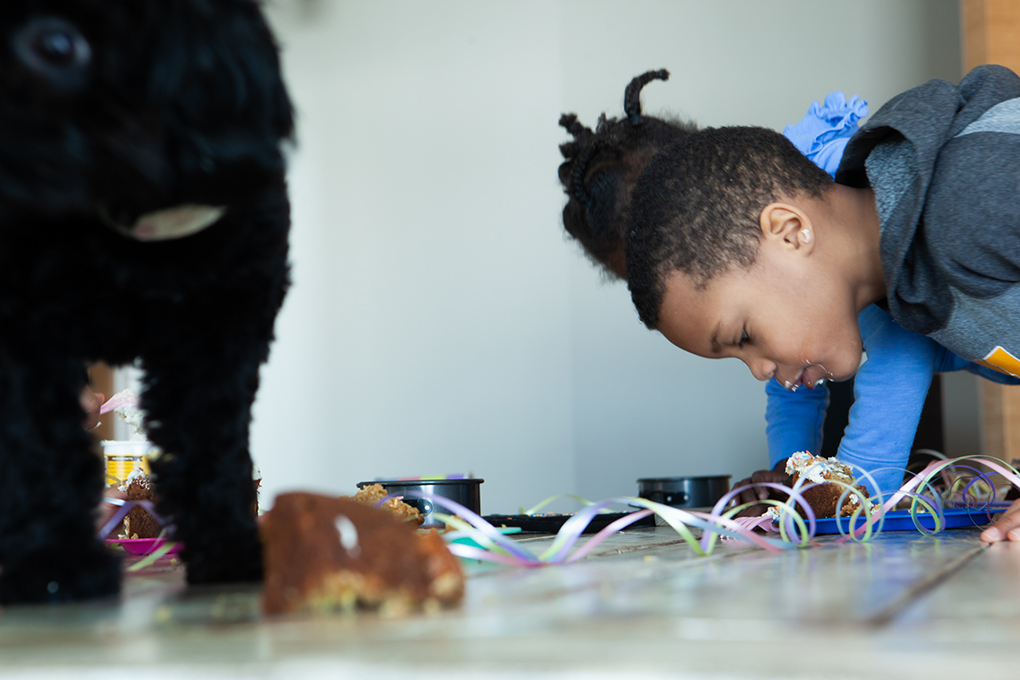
[863,542,990,628]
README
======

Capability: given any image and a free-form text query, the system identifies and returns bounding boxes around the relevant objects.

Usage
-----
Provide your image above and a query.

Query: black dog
[0,0,294,603]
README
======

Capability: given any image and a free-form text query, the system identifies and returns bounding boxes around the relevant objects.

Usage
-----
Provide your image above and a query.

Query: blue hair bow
[783,92,869,177]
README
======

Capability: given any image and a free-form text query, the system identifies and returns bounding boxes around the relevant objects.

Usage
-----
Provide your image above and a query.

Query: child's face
[656,242,864,390]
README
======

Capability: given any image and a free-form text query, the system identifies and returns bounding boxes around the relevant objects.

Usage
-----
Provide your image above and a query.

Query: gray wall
[251,0,965,513]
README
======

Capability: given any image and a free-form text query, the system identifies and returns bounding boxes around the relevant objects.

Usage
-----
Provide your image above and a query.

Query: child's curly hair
[557,69,696,280]
[626,126,833,329]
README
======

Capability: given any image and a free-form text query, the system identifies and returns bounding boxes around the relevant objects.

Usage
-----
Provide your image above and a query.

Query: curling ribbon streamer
[98,497,179,569]
[409,455,1020,568]
[97,498,170,540]
[832,455,1020,543]
[99,389,139,415]
[125,540,178,571]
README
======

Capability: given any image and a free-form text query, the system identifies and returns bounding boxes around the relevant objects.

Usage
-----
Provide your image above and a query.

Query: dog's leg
[141,338,265,586]
[0,354,121,604]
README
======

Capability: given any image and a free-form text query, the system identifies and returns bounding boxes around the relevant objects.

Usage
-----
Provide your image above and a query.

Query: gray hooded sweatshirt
[836,65,1020,379]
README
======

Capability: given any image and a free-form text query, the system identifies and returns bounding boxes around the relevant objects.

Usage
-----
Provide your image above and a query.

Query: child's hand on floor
[981,500,1020,543]
[729,468,792,518]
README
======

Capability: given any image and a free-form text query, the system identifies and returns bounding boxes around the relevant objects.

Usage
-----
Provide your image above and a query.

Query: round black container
[357,478,483,528]
[637,475,731,509]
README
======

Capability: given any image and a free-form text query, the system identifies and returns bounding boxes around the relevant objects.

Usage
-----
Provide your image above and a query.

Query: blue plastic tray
[775,507,1003,535]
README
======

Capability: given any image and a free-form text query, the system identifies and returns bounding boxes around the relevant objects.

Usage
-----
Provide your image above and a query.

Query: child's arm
[763,305,941,498]
[738,373,825,515]
[835,305,941,497]
[840,308,1020,497]
[963,360,1020,385]
[765,377,826,468]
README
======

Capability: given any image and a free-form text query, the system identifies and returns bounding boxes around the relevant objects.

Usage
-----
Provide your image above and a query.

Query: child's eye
[738,330,749,349]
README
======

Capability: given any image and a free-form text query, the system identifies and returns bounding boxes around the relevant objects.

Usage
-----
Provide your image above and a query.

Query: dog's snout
[13,17,91,93]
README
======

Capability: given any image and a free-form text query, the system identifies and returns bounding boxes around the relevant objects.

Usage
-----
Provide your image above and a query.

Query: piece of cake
[261,493,463,616]
[785,451,870,519]
[120,466,162,539]
[348,483,424,526]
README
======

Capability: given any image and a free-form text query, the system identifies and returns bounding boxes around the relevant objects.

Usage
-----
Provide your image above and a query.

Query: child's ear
[759,202,814,254]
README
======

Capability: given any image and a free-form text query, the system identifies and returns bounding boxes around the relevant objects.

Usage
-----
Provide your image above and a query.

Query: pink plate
[106,538,180,556]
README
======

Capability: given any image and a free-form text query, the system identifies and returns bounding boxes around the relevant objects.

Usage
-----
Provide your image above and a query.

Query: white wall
[250,0,964,514]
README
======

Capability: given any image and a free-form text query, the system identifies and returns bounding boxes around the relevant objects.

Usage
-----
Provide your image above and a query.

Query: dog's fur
[0,0,294,603]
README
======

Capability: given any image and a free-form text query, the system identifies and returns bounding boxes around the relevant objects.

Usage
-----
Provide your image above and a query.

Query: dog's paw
[184,538,263,586]
[0,541,121,605]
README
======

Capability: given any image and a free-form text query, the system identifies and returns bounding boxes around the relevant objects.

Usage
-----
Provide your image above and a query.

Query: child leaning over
[623,65,1020,536]
[559,70,1013,512]
[757,93,1013,505]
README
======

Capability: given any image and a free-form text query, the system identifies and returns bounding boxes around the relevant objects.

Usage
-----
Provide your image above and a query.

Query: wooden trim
[963,0,1020,74]
[962,0,1020,464]
[962,0,988,73]
[88,362,115,442]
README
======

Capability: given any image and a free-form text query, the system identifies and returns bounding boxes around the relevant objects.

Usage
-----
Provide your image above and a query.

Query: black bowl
[637,475,731,509]
[357,478,483,528]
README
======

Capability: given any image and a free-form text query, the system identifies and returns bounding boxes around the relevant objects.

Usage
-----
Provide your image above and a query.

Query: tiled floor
[1,528,1019,679]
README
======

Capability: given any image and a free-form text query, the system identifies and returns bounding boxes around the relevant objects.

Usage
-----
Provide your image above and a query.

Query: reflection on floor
[1,528,1019,679]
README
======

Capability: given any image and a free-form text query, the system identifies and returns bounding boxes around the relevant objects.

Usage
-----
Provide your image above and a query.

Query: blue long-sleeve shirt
[770,93,1020,497]
[765,305,1019,495]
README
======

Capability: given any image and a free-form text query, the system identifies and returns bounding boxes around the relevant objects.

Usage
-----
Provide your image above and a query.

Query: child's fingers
[731,478,763,505]
[740,487,760,505]
[981,499,1020,543]
[750,471,790,501]
[730,470,792,506]
[733,503,768,519]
